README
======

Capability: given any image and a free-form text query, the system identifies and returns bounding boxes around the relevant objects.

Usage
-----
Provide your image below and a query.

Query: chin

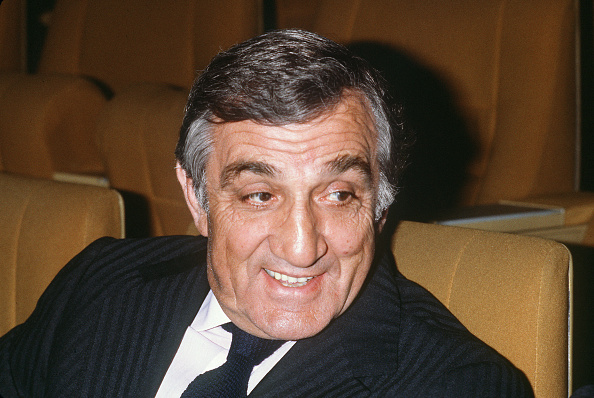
[257,312,335,341]
[269,327,321,341]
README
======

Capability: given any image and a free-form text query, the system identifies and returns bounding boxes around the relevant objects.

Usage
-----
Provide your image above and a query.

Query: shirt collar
[191,290,231,332]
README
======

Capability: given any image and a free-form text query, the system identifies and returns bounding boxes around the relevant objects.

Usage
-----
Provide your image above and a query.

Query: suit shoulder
[391,274,532,395]
[395,275,469,332]
[85,235,206,263]
[394,274,497,358]
[0,235,209,397]
[55,235,208,298]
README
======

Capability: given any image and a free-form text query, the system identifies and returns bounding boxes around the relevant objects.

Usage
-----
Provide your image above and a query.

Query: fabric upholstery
[38,0,262,235]
[0,0,261,180]
[38,0,262,93]
[391,221,572,398]
[0,172,124,336]
[583,215,594,247]
[95,84,193,236]
[0,0,24,72]
[0,73,107,178]
[520,192,594,226]
[279,0,576,205]
[0,73,23,173]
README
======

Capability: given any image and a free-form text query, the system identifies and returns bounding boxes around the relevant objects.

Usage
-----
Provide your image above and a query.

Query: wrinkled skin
[177,95,385,340]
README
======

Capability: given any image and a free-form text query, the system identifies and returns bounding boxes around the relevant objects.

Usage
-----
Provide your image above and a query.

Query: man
[0,30,531,397]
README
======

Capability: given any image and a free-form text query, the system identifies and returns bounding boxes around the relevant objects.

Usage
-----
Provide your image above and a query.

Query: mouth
[264,269,315,288]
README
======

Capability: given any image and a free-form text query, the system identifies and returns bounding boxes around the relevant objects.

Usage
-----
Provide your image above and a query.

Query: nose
[269,201,327,268]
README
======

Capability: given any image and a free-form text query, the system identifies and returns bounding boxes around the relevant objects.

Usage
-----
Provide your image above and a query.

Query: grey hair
[183,98,397,220]
[176,29,409,220]
[181,116,212,213]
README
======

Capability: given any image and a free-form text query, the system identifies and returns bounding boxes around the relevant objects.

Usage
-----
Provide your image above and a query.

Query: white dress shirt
[155,291,295,397]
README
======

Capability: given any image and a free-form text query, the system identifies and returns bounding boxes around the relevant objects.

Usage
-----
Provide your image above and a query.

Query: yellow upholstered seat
[85,0,262,236]
[0,0,262,180]
[275,0,594,246]
[281,0,577,205]
[95,84,193,236]
[392,221,572,398]
[0,173,124,335]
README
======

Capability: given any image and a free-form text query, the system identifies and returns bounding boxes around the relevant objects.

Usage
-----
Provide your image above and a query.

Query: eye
[244,192,273,203]
[327,191,353,203]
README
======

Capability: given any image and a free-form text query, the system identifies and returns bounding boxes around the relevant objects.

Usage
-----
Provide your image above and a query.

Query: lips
[264,269,315,287]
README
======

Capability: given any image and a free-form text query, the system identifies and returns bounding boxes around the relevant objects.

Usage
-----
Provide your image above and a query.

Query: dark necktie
[181,323,285,398]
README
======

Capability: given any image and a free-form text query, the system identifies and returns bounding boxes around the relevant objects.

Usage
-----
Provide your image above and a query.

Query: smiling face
[177,95,383,340]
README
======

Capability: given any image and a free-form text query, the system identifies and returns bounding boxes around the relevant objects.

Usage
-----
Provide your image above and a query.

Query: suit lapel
[135,242,211,397]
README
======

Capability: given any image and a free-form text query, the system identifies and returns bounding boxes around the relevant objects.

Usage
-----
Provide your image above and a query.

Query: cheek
[207,206,273,288]
[209,202,270,251]
[322,213,376,296]
[324,211,376,257]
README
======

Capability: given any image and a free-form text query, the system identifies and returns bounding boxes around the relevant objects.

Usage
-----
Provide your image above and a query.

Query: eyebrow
[219,154,373,188]
[220,161,278,188]
[325,154,373,185]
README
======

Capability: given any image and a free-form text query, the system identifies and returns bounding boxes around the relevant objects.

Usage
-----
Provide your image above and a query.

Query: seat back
[0,0,24,72]
[96,84,192,236]
[31,0,261,234]
[1,1,261,182]
[0,73,108,178]
[38,0,262,92]
[0,173,124,335]
[392,221,572,398]
[279,0,577,206]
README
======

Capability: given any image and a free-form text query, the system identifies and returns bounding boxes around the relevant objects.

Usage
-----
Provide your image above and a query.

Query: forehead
[208,96,378,170]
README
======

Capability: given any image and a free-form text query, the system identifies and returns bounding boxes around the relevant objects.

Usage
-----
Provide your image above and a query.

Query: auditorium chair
[95,84,193,236]
[392,221,572,398]
[0,0,261,180]
[0,172,124,335]
[275,0,594,246]
[279,0,577,204]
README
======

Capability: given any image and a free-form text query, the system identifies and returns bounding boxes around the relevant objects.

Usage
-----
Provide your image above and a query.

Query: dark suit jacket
[0,236,532,397]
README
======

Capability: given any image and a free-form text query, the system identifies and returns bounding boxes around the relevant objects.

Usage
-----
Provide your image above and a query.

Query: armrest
[517,193,594,226]
[505,192,594,246]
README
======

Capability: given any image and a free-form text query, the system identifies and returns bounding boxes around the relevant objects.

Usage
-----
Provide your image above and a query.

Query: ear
[176,162,209,237]
[376,209,389,233]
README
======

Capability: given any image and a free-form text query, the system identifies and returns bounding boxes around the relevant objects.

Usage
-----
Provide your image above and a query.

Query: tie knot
[224,323,285,367]
[180,323,286,397]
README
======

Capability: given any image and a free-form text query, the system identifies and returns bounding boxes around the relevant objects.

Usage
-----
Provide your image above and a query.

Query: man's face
[178,96,382,340]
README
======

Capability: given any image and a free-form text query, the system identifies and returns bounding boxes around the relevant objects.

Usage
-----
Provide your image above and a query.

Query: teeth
[265,269,314,287]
